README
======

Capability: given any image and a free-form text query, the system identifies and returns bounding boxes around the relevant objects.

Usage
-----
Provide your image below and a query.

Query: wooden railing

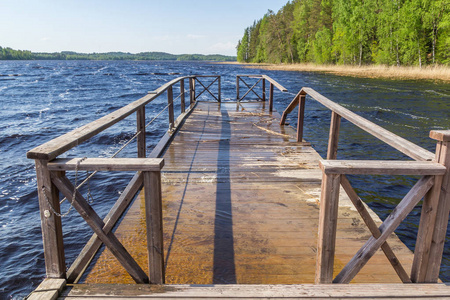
[236,75,287,111]
[280,87,450,284]
[27,75,221,284]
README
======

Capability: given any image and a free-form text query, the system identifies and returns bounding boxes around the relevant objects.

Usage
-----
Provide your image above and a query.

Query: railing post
[137,107,146,158]
[218,76,221,102]
[412,130,450,282]
[180,79,185,113]
[262,78,266,101]
[189,77,195,105]
[167,86,174,130]
[35,160,66,278]
[236,76,240,100]
[327,112,341,160]
[143,170,165,284]
[269,83,274,112]
[297,94,306,142]
[316,171,341,284]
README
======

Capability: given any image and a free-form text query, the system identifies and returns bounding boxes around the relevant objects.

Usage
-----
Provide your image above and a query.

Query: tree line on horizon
[0,46,236,62]
[237,0,449,66]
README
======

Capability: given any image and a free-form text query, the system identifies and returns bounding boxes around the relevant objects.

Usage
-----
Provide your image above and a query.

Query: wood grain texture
[319,160,446,175]
[48,158,164,172]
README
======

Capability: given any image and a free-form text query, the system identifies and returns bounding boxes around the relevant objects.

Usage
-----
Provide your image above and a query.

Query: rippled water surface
[0,61,449,299]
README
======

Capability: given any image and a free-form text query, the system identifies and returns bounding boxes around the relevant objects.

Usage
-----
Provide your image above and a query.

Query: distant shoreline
[220,62,450,83]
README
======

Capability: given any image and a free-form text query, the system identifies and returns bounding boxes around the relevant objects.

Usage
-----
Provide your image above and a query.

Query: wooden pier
[27,75,450,299]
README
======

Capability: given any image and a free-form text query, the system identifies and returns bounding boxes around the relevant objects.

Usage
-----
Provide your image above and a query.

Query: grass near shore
[224,62,450,82]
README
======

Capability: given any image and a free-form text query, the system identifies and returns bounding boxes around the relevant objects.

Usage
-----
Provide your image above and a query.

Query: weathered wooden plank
[137,107,146,158]
[27,92,157,161]
[144,171,165,284]
[340,175,411,283]
[35,160,66,278]
[167,86,174,130]
[327,112,341,160]
[180,79,185,113]
[61,283,450,298]
[333,176,435,283]
[66,172,143,283]
[269,83,274,112]
[28,278,66,300]
[315,173,341,284]
[319,160,446,175]
[262,75,288,92]
[51,175,149,283]
[302,87,434,161]
[47,158,164,172]
[296,95,306,142]
[423,130,450,282]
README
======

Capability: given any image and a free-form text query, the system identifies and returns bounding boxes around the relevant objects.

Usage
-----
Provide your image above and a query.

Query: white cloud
[40,37,51,41]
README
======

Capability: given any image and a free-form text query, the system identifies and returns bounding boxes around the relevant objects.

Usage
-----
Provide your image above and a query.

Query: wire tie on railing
[43,157,88,218]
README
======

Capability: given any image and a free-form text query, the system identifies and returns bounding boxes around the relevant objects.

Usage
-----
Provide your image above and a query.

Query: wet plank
[84,101,417,285]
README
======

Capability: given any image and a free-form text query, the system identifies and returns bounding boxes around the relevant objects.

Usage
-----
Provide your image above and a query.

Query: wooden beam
[35,160,66,278]
[269,83,274,112]
[301,87,434,161]
[297,95,306,142]
[144,171,165,284]
[66,172,143,283]
[167,86,174,130]
[27,93,158,161]
[315,173,341,284]
[195,77,219,101]
[238,77,263,101]
[180,79,185,113]
[236,76,240,100]
[327,112,341,160]
[136,107,146,158]
[262,75,288,92]
[319,160,446,176]
[190,77,195,104]
[333,176,435,283]
[52,175,149,283]
[340,175,412,283]
[48,158,164,172]
[422,130,450,282]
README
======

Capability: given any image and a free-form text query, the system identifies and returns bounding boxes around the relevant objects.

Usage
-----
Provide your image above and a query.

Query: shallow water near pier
[0,60,449,298]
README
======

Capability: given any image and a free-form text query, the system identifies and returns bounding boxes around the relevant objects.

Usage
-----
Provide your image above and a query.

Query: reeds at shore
[223,62,450,82]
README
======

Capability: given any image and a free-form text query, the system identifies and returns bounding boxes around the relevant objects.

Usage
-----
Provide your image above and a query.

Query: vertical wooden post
[144,170,165,284]
[327,112,341,160]
[412,130,450,282]
[262,78,266,101]
[167,86,174,130]
[180,79,185,113]
[137,107,146,158]
[218,76,221,102]
[236,76,240,100]
[297,94,306,142]
[189,77,195,105]
[35,160,66,278]
[269,83,274,112]
[315,172,341,284]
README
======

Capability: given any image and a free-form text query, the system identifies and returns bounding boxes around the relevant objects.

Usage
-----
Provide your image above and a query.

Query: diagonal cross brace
[239,77,263,101]
[51,174,149,284]
[333,175,435,283]
[195,77,219,101]
[340,175,412,283]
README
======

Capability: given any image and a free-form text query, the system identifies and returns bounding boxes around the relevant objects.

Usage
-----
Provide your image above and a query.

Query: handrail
[27,74,221,285]
[280,87,435,161]
[279,87,450,285]
[27,75,220,161]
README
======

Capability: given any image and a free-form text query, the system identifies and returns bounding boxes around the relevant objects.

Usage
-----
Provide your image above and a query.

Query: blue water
[0,61,449,299]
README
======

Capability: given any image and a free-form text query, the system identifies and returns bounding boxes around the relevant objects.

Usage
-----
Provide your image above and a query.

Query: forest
[237,0,449,66]
[0,47,236,62]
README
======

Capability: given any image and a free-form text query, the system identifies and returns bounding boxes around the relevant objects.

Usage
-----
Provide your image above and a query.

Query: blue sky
[0,0,287,56]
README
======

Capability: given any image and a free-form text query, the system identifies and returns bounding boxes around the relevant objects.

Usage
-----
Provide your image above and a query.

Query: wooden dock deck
[83,101,415,285]
[27,75,450,299]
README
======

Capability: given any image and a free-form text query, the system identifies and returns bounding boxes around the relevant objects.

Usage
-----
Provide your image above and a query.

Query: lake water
[0,61,449,299]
